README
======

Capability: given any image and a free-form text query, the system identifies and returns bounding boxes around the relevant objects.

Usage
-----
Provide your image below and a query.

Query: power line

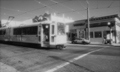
[58,6,119,15]
[78,1,86,9]
[0,7,26,13]
[14,5,120,20]
[96,0,98,9]
[14,0,86,17]
[107,0,114,8]
[34,0,55,12]
[13,0,72,17]
[2,0,119,20]
[50,0,80,14]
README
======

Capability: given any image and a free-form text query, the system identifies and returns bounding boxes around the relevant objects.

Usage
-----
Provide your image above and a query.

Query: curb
[66,43,120,47]
[66,44,109,47]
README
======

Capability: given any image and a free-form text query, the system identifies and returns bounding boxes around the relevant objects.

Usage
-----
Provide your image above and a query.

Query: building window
[95,31,102,38]
[90,32,93,38]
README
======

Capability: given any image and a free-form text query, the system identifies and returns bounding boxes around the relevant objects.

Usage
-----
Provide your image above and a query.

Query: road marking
[45,47,108,72]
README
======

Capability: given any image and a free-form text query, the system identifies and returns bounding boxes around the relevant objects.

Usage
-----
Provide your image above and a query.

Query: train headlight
[46,25,48,28]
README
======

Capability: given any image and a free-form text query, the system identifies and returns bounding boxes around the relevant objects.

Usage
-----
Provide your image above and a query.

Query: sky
[0,0,120,23]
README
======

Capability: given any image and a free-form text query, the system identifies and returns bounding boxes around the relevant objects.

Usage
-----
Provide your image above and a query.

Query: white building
[68,14,120,44]
[21,13,74,25]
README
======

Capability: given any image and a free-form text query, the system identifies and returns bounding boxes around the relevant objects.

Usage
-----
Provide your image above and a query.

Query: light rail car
[0,21,67,49]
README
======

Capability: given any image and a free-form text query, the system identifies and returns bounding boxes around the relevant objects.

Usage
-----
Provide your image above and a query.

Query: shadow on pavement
[91,50,120,57]
[0,41,54,50]
[49,56,95,72]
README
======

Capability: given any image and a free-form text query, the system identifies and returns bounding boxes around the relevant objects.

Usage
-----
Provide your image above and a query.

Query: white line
[45,47,107,72]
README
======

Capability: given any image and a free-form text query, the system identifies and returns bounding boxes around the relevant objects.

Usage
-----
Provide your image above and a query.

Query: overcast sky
[0,0,120,22]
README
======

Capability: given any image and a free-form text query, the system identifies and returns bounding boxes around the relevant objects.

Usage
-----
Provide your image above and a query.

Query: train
[0,21,68,49]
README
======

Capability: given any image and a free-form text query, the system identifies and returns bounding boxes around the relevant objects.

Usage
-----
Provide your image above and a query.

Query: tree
[33,16,39,22]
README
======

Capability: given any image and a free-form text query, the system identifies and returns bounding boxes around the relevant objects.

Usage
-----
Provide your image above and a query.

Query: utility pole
[86,0,90,41]
[0,20,2,28]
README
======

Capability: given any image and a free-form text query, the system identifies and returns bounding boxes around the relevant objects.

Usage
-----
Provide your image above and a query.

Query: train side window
[24,26,37,35]
[0,30,6,35]
[18,28,22,35]
[13,28,21,35]
[13,29,15,35]
[0,30,2,35]
[13,26,37,35]
[52,25,54,34]
[30,26,37,35]
[3,30,6,35]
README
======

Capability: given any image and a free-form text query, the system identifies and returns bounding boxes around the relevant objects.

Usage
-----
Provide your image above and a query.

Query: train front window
[57,22,65,35]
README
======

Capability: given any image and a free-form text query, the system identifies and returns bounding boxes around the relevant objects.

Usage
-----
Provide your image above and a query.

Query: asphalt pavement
[0,43,120,72]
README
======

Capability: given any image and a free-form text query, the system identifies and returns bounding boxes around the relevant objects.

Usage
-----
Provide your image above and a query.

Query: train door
[41,24,50,47]
[50,24,55,45]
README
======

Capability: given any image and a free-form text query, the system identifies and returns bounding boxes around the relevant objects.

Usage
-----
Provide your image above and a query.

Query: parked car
[72,38,90,44]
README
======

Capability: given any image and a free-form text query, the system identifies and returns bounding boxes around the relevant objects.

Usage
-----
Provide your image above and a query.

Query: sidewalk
[112,43,120,47]
[66,43,109,47]
[91,43,120,47]
[67,41,120,47]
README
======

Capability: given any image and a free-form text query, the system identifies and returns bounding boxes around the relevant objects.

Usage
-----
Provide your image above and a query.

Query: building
[21,13,74,25]
[68,14,120,44]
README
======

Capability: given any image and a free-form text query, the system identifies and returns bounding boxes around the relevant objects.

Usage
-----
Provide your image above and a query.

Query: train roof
[0,23,39,30]
[0,21,52,30]
[0,27,7,30]
[0,20,67,30]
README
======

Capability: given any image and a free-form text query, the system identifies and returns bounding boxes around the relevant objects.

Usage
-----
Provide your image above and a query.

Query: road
[0,43,120,72]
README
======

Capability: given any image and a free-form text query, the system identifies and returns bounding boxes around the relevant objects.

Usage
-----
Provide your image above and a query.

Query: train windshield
[57,22,65,35]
